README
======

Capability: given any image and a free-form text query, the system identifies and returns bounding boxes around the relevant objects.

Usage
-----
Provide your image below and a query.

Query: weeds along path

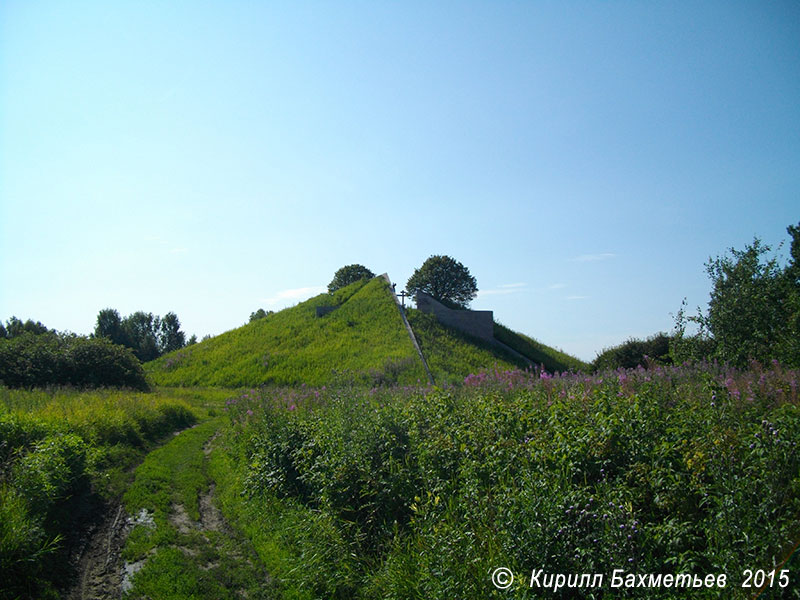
[63,422,202,600]
[116,417,275,600]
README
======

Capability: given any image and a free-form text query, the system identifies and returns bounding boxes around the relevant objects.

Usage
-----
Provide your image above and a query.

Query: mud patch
[64,503,131,600]
[199,483,226,532]
[170,502,196,534]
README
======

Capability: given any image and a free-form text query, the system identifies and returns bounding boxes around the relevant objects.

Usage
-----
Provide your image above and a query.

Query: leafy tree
[672,223,800,368]
[249,308,273,322]
[94,309,190,361]
[703,238,790,367]
[122,311,161,362]
[94,308,128,347]
[159,312,186,354]
[406,255,478,309]
[3,316,50,338]
[186,334,198,346]
[328,264,375,293]
[669,299,717,364]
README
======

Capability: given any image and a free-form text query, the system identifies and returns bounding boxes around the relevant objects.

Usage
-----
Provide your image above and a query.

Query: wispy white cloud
[499,282,526,289]
[570,253,616,262]
[261,286,326,307]
[566,295,589,301]
[170,247,188,254]
[548,283,567,290]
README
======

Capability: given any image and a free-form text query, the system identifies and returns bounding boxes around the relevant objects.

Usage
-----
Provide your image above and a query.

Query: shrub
[593,332,672,371]
[0,333,148,390]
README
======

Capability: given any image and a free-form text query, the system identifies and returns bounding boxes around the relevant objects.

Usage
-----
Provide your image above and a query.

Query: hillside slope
[146,278,426,387]
[493,323,591,373]
[147,277,589,387]
[406,311,590,383]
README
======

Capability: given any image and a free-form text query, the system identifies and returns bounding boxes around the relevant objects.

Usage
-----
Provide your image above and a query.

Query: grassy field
[217,362,800,599]
[0,387,213,600]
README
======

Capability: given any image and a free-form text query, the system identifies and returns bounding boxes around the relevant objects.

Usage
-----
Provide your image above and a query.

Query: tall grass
[0,387,197,600]
[218,362,800,599]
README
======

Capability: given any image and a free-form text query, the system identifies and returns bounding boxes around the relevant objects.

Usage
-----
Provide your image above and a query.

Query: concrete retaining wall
[414,292,495,342]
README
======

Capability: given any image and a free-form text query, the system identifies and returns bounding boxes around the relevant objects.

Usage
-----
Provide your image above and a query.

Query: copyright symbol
[491,567,514,589]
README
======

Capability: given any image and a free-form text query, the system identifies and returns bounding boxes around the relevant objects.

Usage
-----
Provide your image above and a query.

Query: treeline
[0,308,194,390]
[594,222,800,371]
[93,308,195,362]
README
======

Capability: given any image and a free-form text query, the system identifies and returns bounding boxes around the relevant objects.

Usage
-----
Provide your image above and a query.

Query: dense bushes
[593,332,672,371]
[674,222,800,368]
[0,332,148,390]
[222,365,800,598]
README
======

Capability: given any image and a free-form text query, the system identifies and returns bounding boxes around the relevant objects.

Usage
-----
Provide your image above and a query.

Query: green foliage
[94,308,127,346]
[1,316,51,339]
[593,332,672,371]
[147,278,428,387]
[328,264,376,293]
[704,238,790,367]
[94,308,190,362]
[674,223,800,368]
[0,387,197,600]
[158,312,186,354]
[406,255,478,309]
[222,364,800,599]
[0,332,148,390]
[248,308,273,322]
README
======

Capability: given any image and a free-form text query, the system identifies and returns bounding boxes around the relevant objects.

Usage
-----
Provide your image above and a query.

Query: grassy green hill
[146,277,589,387]
[146,278,426,387]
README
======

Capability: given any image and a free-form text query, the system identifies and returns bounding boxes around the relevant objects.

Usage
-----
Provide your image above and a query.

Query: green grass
[209,432,350,600]
[405,311,590,384]
[147,278,427,387]
[0,387,200,600]
[122,415,275,599]
[493,322,591,373]
[405,309,519,383]
[147,277,588,388]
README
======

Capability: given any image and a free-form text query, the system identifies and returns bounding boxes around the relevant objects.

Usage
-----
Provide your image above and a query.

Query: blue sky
[1,1,798,362]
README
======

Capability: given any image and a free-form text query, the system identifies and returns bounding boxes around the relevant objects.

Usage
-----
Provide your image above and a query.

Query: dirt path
[64,501,130,600]
[62,425,203,600]
[65,420,273,599]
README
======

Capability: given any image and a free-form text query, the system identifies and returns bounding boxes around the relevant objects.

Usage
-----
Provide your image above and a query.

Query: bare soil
[63,501,130,600]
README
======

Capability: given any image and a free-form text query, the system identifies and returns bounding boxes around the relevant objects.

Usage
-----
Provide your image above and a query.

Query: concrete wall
[415,292,494,342]
[315,306,335,317]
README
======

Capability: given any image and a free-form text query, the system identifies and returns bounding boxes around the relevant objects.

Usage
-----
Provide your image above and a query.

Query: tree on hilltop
[328,264,375,293]
[249,308,273,322]
[406,255,478,309]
